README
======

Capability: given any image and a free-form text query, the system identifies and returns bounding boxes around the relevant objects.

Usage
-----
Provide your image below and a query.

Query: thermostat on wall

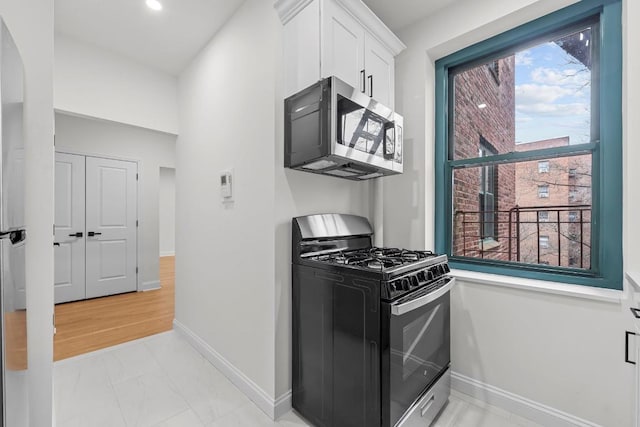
[220,170,233,201]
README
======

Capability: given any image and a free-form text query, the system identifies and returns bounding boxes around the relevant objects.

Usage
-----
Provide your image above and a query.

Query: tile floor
[54,331,542,427]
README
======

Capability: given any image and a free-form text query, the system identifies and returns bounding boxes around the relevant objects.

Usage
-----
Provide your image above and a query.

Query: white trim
[140,280,160,291]
[160,251,175,257]
[274,390,292,419]
[333,0,406,55]
[274,0,314,24]
[451,371,601,427]
[626,272,640,292]
[450,269,622,304]
[173,320,286,420]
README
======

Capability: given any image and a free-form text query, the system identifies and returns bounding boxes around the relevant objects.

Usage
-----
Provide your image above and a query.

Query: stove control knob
[443,264,450,273]
[401,278,410,290]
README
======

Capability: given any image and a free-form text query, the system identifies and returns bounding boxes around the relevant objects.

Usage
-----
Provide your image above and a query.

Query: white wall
[387,0,637,425]
[0,0,55,425]
[55,112,176,290]
[176,0,279,404]
[175,0,370,413]
[54,34,179,135]
[159,167,175,257]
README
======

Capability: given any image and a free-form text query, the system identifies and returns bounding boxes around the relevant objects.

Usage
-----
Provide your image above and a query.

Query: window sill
[450,268,622,303]
[480,239,500,251]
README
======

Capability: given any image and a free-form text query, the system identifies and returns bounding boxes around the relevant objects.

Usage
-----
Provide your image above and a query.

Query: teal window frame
[434,0,622,290]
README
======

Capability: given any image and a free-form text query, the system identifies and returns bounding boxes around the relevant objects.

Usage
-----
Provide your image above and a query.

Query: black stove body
[292,214,452,427]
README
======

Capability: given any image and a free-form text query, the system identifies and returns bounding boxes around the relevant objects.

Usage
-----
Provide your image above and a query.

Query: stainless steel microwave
[284,76,403,180]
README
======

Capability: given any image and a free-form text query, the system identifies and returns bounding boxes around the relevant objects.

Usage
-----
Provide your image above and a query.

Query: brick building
[514,138,591,268]
[452,57,516,261]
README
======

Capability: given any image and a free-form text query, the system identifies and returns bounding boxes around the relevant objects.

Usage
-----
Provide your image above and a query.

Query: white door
[85,156,137,299]
[364,32,394,107]
[54,152,86,304]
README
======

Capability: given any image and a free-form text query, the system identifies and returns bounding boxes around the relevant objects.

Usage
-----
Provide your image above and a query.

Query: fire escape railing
[454,205,591,268]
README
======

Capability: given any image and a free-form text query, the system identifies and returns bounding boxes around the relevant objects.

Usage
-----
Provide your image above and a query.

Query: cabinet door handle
[68,232,83,238]
[625,331,636,365]
[631,307,640,319]
[360,69,365,93]
[367,75,373,97]
[87,231,102,237]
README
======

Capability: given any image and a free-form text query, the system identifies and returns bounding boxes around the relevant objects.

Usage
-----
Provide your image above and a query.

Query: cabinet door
[283,0,321,98]
[321,0,365,93]
[85,156,138,299]
[364,32,394,107]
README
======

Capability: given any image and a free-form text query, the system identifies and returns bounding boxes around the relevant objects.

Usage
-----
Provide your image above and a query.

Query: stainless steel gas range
[292,213,452,427]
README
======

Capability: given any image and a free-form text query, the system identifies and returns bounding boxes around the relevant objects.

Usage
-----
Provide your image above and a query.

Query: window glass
[538,161,549,173]
[451,26,594,161]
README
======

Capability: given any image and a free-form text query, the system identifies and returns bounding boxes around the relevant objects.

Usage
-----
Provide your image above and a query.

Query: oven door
[383,277,452,427]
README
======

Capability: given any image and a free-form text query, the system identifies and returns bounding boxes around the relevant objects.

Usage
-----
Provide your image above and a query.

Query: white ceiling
[362,0,459,32]
[54,0,457,76]
[55,0,245,75]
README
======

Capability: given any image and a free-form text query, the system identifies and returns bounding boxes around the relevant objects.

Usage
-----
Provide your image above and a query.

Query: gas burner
[312,247,440,272]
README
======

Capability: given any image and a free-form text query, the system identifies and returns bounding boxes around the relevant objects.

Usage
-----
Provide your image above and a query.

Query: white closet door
[54,152,86,304]
[85,156,137,299]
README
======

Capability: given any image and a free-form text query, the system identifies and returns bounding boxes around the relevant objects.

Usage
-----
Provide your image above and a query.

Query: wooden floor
[53,256,175,361]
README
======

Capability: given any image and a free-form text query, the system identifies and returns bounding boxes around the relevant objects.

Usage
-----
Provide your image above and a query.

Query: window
[569,186,578,201]
[488,60,500,84]
[479,139,497,240]
[538,161,549,173]
[538,185,549,198]
[435,0,622,289]
[539,236,550,249]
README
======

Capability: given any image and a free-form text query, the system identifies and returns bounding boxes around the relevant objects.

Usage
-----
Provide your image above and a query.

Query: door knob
[87,231,102,237]
[68,232,83,238]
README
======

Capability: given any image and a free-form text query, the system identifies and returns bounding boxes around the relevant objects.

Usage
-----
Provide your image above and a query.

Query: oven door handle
[391,278,454,316]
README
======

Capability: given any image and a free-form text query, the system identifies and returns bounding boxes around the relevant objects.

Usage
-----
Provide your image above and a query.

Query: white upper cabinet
[276,0,405,108]
[363,32,394,107]
[321,1,365,93]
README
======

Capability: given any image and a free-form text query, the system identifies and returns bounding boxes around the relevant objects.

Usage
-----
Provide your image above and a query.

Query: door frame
[55,148,142,292]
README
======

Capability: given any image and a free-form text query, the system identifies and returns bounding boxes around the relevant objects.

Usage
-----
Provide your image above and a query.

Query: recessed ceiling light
[146,0,163,11]
[477,103,487,109]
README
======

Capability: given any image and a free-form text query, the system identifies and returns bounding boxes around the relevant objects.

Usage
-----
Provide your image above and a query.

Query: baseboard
[160,251,175,257]
[274,390,292,419]
[140,280,161,291]
[451,371,601,427]
[173,319,290,420]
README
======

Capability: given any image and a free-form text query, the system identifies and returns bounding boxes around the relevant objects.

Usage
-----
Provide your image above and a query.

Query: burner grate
[312,247,438,271]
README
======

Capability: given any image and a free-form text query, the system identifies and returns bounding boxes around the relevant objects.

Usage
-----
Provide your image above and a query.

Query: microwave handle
[391,278,454,316]
[384,125,395,160]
